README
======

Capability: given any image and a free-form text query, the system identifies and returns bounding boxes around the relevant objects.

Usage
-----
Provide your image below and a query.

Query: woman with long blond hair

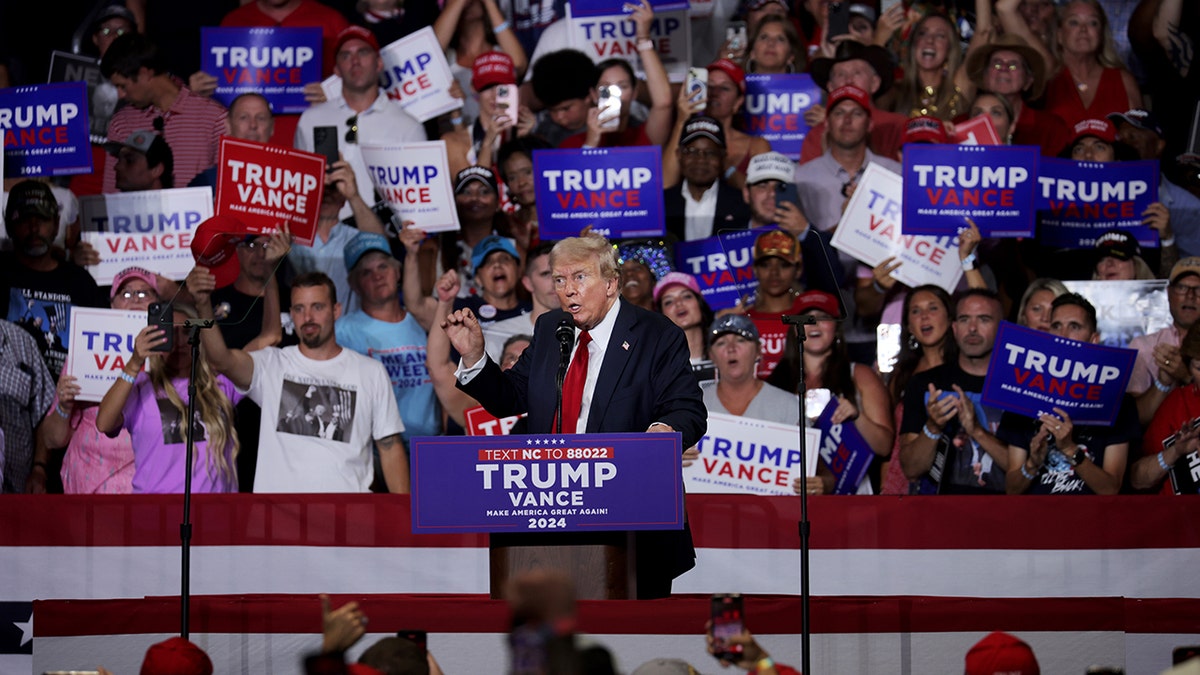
[96,303,241,493]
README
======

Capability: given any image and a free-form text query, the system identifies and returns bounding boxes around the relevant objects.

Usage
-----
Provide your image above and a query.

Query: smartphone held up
[711,593,745,662]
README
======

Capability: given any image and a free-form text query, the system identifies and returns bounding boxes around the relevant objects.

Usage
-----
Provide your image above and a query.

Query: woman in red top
[1042,0,1142,128]
[1136,326,1200,494]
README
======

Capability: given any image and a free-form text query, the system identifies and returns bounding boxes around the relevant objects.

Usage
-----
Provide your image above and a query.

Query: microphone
[554,317,575,434]
[556,317,575,357]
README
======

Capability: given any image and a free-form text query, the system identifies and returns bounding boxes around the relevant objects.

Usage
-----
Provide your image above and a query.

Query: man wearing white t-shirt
[190,267,408,493]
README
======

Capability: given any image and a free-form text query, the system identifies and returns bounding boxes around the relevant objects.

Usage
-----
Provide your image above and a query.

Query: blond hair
[550,233,619,280]
[148,303,238,487]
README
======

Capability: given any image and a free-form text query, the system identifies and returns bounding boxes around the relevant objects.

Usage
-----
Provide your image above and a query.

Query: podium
[490,531,636,599]
[409,433,686,600]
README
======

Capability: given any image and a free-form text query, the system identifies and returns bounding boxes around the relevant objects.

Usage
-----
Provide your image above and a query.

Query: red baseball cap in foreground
[191,215,249,289]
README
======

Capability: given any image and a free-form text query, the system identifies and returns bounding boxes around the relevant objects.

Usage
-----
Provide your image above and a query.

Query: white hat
[746,151,795,185]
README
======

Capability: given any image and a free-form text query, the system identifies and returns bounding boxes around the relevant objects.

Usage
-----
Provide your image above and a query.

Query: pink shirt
[1127,325,1183,395]
[57,398,135,495]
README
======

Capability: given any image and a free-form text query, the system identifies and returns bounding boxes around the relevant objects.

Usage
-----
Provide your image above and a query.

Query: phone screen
[686,68,708,107]
[710,594,744,661]
[598,85,622,130]
[494,85,519,124]
[726,21,747,52]
[147,302,174,353]
[827,2,851,39]
[776,182,800,210]
[313,125,339,170]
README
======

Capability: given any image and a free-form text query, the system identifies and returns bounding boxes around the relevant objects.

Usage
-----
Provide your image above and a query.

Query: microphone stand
[180,317,214,639]
[780,312,817,675]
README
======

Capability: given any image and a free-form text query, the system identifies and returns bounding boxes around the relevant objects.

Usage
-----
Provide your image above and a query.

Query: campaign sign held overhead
[361,141,459,232]
[201,27,322,113]
[534,146,664,240]
[378,27,462,122]
[1035,158,1160,249]
[830,163,963,293]
[902,144,1038,238]
[742,74,820,160]
[0,82,92,178]
[982,321,1136,426]
[568,0,692,82]
[214,138,325,245]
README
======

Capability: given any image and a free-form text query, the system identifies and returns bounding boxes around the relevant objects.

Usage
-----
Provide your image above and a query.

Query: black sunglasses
[345,115,358,144]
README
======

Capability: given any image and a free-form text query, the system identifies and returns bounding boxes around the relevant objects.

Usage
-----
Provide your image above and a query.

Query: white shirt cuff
[455,354,488,384]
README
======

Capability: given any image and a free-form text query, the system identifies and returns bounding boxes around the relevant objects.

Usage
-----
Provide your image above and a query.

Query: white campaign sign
[360,141,460,233]
[831,163,964,293]
[79,187,213,285]
[684,412,819,496]
[66,307,146,402]
[378,27,463,122]
[568,7,693,83]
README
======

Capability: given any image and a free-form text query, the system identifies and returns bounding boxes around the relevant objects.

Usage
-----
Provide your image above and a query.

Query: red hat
[140,637,213,675]
[827,85,872,115]
[795,290,840,317]
[964,632,1040,675]
[707,58,746,94]
[334,25,380,54]
[1070,118,1117,146]
[904,115,949,144]
[472,52,516,91]
[190,215,249,289]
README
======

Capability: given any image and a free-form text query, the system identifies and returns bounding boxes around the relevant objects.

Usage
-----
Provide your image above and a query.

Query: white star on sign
[14,611,32,647]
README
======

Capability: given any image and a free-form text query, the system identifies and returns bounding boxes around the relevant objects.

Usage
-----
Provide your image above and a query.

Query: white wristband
[1161,236,1176,247]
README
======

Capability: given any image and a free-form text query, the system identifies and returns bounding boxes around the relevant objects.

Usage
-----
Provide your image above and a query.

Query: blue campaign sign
[0,82,92,178]
[742,74,820,160]
[902,144,1038,238]
[673,227,769,310]
[982,321,1136,426]
[533,146,664,240]
[201,27,322,114]
[570,0,689,17]
[1035,158,1160,249]
[410,433,685,534]
[815,399,875,495]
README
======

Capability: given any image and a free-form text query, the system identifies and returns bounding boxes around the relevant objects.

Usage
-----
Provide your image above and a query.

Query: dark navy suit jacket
[459,298,706,596]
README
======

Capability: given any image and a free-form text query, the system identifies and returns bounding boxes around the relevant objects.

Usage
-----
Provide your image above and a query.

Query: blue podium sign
[410,432,685,534]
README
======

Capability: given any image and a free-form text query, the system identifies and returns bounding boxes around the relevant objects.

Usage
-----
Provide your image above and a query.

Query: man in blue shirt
[336,232,439,452]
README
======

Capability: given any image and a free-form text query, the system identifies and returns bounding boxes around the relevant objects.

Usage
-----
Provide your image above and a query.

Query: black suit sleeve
[648,317,708,449]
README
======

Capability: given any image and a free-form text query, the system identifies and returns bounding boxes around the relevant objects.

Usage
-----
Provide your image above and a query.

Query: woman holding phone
[95,303,242,494]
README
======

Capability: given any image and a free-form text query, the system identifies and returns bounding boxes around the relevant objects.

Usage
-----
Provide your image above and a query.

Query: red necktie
[559,330,592,433]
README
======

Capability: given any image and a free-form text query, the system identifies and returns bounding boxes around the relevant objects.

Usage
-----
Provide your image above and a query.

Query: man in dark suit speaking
[442,234,707,598]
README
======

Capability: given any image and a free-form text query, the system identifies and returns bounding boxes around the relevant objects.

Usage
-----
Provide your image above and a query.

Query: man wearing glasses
[662,115,749,242]
[294,26,426,221]
[1128,257,1200,424]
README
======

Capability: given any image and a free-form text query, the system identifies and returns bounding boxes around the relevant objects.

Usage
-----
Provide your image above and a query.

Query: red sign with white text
[953,115,1001,146]
[214,137,325,245]
[465,405,525,436]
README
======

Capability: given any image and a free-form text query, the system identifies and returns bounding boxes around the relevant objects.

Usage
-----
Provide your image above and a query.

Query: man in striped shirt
[99,33,226,193]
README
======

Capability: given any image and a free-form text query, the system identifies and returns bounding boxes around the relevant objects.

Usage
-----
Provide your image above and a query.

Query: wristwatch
[1066,444,1089,467]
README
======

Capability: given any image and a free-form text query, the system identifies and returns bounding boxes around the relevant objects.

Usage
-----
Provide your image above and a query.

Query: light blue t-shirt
[288,222,360,314]
[335,310,438,445]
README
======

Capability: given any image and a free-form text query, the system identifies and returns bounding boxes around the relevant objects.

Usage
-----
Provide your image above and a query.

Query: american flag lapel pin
[622,341,630,351]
